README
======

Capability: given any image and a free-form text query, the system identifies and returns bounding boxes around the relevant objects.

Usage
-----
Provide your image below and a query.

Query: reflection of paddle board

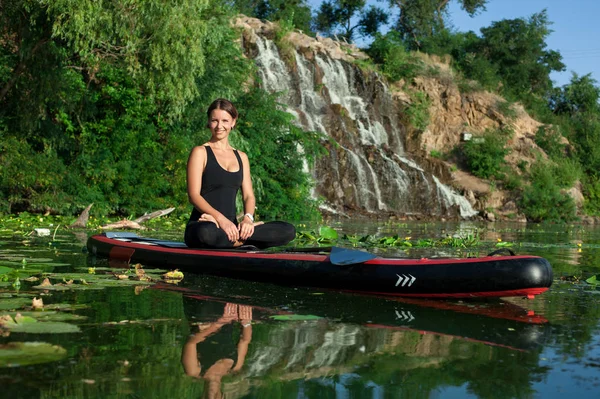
[88,232,553,298]
[160,280,550,352]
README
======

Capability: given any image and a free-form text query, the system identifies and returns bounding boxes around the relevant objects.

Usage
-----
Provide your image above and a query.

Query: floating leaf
[0,298,30,311]
[318,226,339,241]
[2,311,87,322]
[0,342,68,367]
[0,266,13,276]
[2,315,80,333]
[270,314,322,321]
[586,275,598,285]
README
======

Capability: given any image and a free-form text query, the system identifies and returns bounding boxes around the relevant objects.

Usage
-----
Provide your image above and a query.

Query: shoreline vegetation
[2,1,600,223]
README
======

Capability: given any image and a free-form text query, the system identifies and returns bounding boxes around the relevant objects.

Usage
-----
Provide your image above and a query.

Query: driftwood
[100,206,175,230]
[69,204,94,228]
[132,207,175,224]
[101,220,145,230]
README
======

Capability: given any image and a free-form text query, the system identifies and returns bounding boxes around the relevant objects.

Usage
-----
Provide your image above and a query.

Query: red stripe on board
[93,235,329,262]
[93,235,543,266]
[108,246,135,262]
[341,287,549,299]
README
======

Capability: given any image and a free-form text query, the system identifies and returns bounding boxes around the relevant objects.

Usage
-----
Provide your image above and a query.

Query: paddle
[329,246,377,266]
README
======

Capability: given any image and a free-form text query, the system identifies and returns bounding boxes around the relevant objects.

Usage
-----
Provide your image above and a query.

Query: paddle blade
[329,247,377,265]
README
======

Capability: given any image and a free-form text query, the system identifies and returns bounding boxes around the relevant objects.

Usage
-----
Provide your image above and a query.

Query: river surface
[1,221,600,398]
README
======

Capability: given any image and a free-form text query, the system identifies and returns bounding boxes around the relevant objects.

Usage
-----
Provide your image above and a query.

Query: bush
[552,158,581,189]
[461,129,510,179]
[582,176,600,216]
[404,91,431,131]
[367,32,424,82]
[519,162,576,222]
[535,125,566,160]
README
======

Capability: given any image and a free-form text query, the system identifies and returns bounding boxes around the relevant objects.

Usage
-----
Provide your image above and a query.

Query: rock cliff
[234,16,580,221]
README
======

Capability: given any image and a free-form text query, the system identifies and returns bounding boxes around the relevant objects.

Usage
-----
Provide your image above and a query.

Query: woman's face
[209,109,236,140]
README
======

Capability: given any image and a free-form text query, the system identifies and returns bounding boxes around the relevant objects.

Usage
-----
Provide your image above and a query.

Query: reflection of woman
[184,98,296,249]
[181,303,252,399]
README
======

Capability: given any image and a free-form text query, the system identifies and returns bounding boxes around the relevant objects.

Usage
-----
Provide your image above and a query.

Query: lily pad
[319,226,339,240]
[0,298,30,311]
[2,315,81,333]
[26,262,71,267]
[0,266,13,275]
[43,303,89,311]
[586,275,598,285]
[1,311,87,322]
[0,342,68,367]
[270,314,322,321]
[0,261,21,267]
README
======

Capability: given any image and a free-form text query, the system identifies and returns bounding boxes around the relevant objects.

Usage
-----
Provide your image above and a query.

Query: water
[1,221,600,398]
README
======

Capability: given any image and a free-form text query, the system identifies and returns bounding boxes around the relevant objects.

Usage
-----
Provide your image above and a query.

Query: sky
[308,0,600,87]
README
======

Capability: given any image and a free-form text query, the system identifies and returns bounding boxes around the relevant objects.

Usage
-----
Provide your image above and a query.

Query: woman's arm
[238,151,256,240]
[187,146,238,241]
[232,305,253,372]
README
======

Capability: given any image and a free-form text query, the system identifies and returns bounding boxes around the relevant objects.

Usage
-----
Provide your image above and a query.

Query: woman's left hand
[238,219,254,241]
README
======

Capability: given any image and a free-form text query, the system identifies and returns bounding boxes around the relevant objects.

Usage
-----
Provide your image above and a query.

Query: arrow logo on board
[395,309,415,322]
[395,274,416,287]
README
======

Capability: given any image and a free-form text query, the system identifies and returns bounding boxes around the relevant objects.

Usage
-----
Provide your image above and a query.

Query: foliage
[232,89,325,220]
[367,32,424,81]
[519,161,577,223]
[45,0,214,117]
[460,129,510,180]
[551,158,581,189]
[390,0,488,49]
[582,176,600,216]
[313,0,388,42]
[404,91,431,131]
[535,125,567,160]
[476,11,565,100]
[230,0,313,34]
[0,1,323,221]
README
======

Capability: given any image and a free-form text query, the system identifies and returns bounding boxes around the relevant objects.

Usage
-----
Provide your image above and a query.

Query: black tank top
[189,146,243,224]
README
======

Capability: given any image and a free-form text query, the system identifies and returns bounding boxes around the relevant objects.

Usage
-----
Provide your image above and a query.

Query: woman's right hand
[218,216,239,242]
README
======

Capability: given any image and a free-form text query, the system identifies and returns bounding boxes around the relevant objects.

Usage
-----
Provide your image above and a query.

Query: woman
[184,98,296,249]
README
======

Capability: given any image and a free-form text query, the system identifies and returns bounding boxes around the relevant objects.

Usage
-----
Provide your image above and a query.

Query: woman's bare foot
[199,213,219,228]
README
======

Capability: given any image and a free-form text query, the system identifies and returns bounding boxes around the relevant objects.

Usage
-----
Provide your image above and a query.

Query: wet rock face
[236,16,478,219]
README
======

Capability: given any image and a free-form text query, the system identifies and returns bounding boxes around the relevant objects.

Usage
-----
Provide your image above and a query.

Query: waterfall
[249,35,477,219]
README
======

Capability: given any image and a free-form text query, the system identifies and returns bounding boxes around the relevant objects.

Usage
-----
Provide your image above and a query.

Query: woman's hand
[238,305,253,325]
[217,217,239,243]
[238,219,255,241]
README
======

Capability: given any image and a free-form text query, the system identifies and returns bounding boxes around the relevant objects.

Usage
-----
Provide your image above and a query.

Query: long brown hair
[206,98,238,128]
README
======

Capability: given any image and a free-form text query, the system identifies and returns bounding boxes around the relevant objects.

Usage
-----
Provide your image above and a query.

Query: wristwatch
[244,213,254,223]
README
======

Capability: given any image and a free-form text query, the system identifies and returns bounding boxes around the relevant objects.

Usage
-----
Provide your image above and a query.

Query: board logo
[395,274,416,287]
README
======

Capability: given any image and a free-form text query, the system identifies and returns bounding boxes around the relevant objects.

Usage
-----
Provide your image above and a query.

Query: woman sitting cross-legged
[184,98,296,249]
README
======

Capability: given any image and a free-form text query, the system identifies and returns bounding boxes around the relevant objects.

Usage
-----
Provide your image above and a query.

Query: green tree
[1,1,323,218]
[477,10,565,100]
[230,0,313,33]
[313,0,389,42]
[550,73,600,116]
[390,0,487,48]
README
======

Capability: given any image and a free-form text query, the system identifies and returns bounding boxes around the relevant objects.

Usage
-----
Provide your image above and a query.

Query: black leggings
[184,221,296,249]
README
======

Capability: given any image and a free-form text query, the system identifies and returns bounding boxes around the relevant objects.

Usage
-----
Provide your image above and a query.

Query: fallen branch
[100,220,145,230]
[132,207,175,224]
[69,204,94,228]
